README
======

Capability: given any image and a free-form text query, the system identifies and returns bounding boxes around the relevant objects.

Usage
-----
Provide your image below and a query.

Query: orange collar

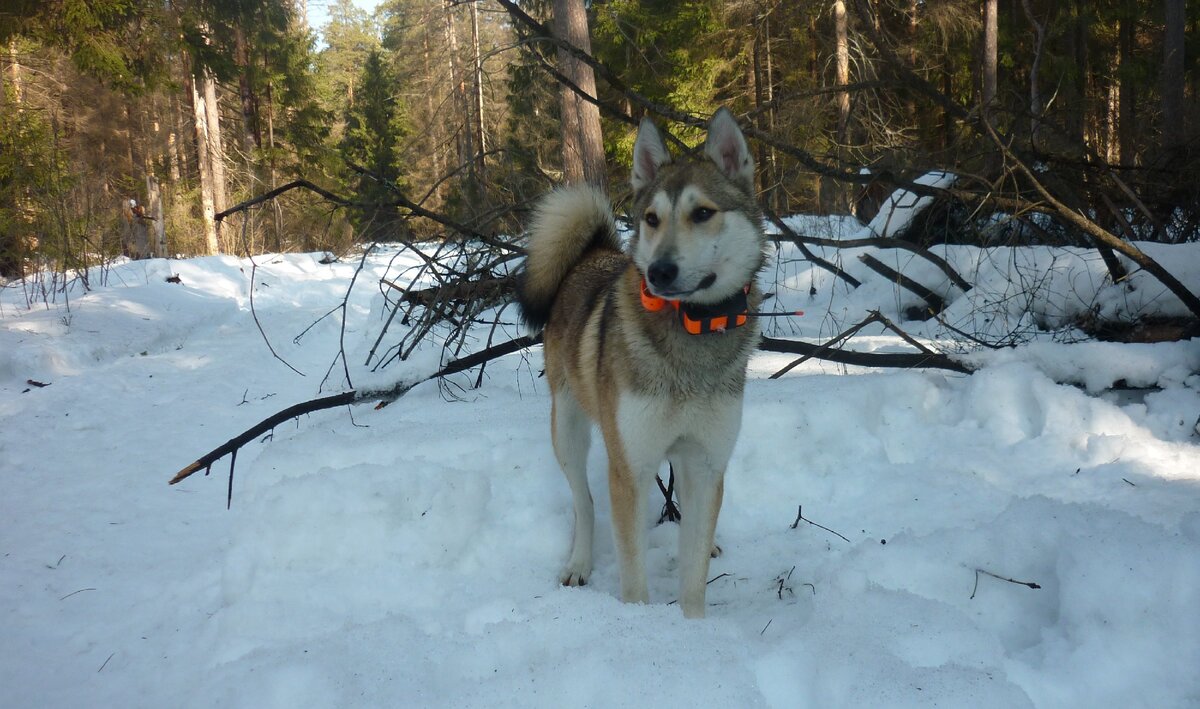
[640,279,750,335]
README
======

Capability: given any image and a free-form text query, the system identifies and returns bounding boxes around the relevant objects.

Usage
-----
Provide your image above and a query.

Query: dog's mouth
[650,272,717,299]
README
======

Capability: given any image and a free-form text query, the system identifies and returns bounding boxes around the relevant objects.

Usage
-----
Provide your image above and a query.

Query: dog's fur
[518,109,766,618]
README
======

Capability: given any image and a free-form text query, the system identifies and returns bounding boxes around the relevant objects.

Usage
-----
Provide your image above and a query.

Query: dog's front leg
[673,457,725,619]
[670,402,741,618]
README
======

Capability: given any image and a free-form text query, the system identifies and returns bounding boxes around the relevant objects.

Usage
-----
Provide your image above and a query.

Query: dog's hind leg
[552,389,593,586]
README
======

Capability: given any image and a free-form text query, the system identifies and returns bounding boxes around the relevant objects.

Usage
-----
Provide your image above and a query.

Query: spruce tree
[340,49,406,239]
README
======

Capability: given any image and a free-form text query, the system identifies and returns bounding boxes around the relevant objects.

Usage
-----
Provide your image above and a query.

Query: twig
[242,219,305,377]
[970,567,1042,599]
[789,505,851,543]
[706,573,732,586]
[97,652,114,673]
[60,588,96,600]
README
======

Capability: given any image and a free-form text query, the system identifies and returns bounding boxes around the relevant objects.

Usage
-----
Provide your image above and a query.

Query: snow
[2,238,1199,708]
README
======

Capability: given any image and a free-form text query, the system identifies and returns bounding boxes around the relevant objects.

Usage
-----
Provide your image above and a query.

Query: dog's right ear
[632,117,670,192]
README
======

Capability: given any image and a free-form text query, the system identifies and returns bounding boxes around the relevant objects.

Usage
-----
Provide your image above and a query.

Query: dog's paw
[560,568,589,587]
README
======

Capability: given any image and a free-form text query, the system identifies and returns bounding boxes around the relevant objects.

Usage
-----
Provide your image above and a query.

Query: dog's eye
[644,212,659,228]
[692,207,715,223]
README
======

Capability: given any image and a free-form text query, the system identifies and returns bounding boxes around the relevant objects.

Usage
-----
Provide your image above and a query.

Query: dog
[518,108,766,618]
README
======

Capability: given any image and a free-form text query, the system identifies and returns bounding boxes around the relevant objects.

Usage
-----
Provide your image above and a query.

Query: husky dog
[518,108,766,618]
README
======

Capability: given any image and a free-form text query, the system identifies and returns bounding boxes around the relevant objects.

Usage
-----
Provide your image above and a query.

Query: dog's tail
[518,185,620,331]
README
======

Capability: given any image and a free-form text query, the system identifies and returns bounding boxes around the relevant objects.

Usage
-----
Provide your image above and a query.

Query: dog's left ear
[704,108,755,194]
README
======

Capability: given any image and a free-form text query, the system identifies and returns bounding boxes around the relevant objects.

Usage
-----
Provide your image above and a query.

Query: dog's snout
[647,260,679,289]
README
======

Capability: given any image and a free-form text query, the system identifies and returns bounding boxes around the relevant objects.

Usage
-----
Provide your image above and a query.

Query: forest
[4,3,1200,702]
[1,0,1198,335]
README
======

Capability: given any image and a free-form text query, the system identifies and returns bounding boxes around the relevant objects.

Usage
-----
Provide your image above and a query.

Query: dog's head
[629,108,766,305]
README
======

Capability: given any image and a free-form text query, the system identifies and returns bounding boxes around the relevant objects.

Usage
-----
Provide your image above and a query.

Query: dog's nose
[647,260,679,289]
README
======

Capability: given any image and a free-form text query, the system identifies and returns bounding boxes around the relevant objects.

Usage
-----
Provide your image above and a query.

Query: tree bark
[981,0,998,106]
[552,0,606,186]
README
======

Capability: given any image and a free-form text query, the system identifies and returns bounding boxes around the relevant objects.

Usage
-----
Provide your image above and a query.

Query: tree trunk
[1020,0,1046,145]
[202,70,228,215]
[553,0,606,186]
[1161,0,1185,152]
[421,16,444,206]
[1068,1,1089,150]
[834,0,850,144]
[752,2,777,210]
[189,71,220,255]
[234,27,261,155]
[820,0,852,214]
[171,86,189,181]
[147,174,166,257]
[981,0,998,107]
[444,1,477,201]
[6,39,23,106]
[469,0,487,184]
[1118,9,1136,167]
[267,79,282,252]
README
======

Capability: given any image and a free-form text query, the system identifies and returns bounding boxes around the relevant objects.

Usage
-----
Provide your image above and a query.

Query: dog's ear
[703,108,754,193]
[632,117,670,192]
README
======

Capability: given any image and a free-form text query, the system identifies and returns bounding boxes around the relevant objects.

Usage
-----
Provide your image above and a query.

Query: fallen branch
[168,334,541,491]
[776,230,972,294]
[765,210,862,288]
[760,311,974,377]
[857,253,946,315]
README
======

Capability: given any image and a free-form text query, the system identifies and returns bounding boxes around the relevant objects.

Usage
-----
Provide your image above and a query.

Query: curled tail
[518,185,620,331]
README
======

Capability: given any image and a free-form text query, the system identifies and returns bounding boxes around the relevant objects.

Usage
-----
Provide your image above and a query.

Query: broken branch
[168,334,541,487]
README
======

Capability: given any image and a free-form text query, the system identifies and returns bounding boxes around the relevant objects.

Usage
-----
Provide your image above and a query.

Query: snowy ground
[2,235,1199,708]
